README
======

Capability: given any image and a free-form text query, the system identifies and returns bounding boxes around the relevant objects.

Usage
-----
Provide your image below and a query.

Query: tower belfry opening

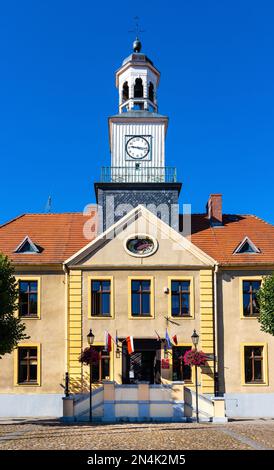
[122,81,129,102]
[134,78,143,98]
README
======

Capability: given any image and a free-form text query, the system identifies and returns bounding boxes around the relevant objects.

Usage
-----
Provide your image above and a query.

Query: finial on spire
[133,37,142,52]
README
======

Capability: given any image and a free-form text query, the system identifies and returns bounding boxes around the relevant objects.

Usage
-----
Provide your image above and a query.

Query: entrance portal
[122,339,161,384]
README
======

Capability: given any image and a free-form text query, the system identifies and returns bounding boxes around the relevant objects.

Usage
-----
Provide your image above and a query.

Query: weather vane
[129,16,145,38]
[129,16,145,52]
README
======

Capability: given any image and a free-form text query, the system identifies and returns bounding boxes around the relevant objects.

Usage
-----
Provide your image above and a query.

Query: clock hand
[128,145,147,150]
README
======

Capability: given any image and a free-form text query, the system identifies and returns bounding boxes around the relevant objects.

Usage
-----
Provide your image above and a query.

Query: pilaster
[200,269,215,394]
[68,270,82,389]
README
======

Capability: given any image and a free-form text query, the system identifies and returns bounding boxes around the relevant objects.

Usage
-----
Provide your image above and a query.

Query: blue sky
[0,0,273,224]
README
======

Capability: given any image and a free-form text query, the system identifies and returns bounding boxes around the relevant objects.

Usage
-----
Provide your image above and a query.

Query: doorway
[122,339,161,384]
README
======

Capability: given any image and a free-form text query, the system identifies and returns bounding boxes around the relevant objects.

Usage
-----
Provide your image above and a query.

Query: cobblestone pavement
[0,419,273,450]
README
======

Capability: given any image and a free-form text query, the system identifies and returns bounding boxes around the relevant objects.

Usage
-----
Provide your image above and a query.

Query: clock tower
[95,39,181,231]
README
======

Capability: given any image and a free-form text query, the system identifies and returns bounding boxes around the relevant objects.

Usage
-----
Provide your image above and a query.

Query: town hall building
[0,39,274,420]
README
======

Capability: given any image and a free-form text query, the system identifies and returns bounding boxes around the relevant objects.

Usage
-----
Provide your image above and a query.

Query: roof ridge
[22,212,85,216]
[0,214,26,229]
[242,214,274,227]
[183,213,274,227]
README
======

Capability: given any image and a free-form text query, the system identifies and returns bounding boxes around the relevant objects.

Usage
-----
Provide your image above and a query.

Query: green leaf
[257,273,274,336]
[0,252,29,357]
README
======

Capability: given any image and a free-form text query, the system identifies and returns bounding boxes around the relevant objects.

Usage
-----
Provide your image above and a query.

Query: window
[92,346,110,382]
[131,279,151,316]
[14,236,40,254]
[19,280,38,317]
[234,236,260,254]
[244,346,264,384]
[91,280,111,317]
[172,346,192,382]
[238,241,257,253]
[18,347,38,384]
[171,280,191,317]
[134,78,143,98]
[242,280,261,317]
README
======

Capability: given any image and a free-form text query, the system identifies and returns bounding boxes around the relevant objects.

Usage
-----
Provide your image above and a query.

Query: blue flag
[165,329,172,349]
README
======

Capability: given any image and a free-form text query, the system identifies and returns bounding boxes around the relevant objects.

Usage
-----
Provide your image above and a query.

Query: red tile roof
[185,214,274,265]
[0,211,273,266]
[0,212,97,265]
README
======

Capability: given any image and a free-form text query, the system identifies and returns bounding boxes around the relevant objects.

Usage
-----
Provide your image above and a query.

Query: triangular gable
[233,236,260,254]
[14,235,40,254]
[64,205,217,267]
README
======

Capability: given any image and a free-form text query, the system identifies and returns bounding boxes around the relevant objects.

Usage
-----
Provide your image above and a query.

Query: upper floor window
[131,279,151,317]
[18,346,39,385]
[244,345,265,384]
[172,346,192,382]
[242,280,261,317]
[134,78,143,98]
[91,280,111,317]
[19,280,38,318]
[171,280,191,317]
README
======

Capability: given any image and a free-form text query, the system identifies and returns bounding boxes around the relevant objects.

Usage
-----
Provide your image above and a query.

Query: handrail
[100,166,177,183]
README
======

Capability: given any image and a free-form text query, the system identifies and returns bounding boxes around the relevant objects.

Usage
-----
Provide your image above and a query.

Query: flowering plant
[79,347,99,365]
[183,349,207,367]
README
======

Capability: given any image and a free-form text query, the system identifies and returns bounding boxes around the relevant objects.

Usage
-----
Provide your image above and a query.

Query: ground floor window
[92,346,110,382]
[18,347,38,384]
[172,346,192,382]
[244,345,265,384]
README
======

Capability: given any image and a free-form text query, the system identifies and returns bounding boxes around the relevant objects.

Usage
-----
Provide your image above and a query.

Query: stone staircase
[62,382,227,423]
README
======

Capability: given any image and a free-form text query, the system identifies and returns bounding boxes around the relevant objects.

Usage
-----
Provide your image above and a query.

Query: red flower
[79,347,99,365]
[183,349,207,367]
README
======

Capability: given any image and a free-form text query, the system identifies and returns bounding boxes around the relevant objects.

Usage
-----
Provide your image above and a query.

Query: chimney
[207,194,223,226]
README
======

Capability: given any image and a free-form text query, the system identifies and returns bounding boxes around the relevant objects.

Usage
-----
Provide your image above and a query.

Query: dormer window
[234,236,260,254]
[14,236,40,254]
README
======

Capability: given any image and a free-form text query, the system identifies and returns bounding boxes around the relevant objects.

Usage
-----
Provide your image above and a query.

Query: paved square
[0,419,274,450]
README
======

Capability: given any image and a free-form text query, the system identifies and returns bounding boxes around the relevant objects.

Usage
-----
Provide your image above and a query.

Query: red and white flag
[104,331,112,353]
[172,335,178,345]
[126,336,134,355]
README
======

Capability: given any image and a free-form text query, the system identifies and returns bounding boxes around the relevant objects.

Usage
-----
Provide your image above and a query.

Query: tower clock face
[126,136,150,160]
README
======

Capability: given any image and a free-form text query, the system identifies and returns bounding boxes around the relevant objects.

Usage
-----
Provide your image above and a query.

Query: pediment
[65,205,216,268]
